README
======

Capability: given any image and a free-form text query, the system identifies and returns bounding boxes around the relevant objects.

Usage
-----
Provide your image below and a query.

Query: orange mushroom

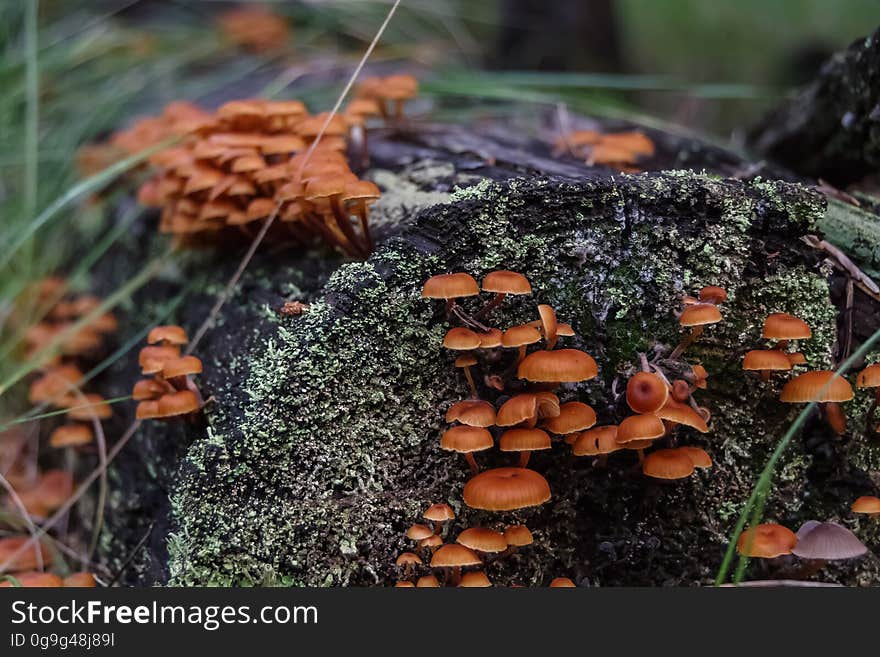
[462,467,551,511]
[440,426,493,474]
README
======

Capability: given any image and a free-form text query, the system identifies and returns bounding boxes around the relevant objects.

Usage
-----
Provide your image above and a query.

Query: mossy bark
[98,168,880,586]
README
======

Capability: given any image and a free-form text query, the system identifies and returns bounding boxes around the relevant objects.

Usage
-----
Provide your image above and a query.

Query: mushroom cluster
[23,278,119,449]
[132,325,204,421]
[425,270,594,497]
[739,311,868,435]
[393,502,546,587]
[553,129,655,172]
[133,98,381,257]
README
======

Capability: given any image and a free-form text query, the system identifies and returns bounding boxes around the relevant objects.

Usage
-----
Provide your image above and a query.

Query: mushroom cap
[459,571,492,587]
[501,324,542,348]
[679,303,722,327]
[456,527,508,553]
[671,379,691,402]
[138,345,181,375]
[430,543,481,568]
[481,270,532,295]
[517,349,598,383]
[742,350,792,372]
[67,393,112,420]
[395,552,423,566]
[419,535,443,549]
[543,401,597,434]
[416,575,441,587]
[549,577,576,587]
[534,391,561,419]
[786,352,807,366]
[446,400,496,427]
[423,503,455,523]
[63,572,97,587]
[440,426,493,453]
[616,414,665,444]
[557,323,575,337]
[642,449,695,480]
[856,363,880,389]
[421,273,479,299]
[0,572,64,587]
[692,364,708,381]
[49,424,93,448]
[463,467,551,511]
[496,394,537,427]
[135,400,160,420]
[537,304,558,345]
[132,378,168,401]
[476,328,504,348]
[791,521,867,560]
[573,426,621,456]
[698,285,727,304]
[504,524,534,547]
[161,355,203,378]
[406,524,434,541]
[763,312,811,340]
[851,496,880,515]
[28,365,84,404]
[677,446,712,468]
[394,581,415,587]
[342,180,381,202]
[499,428,552,453]
[443,327,481,350]
[156,390,200,417]
[626,372,669,414]
[779,371,854,403]
[655,398,710,433]
[454,354,478,368]
[0,536,52,572]
[736,524,798,558]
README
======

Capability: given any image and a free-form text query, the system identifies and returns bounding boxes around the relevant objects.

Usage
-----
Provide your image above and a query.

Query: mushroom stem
[669,326,704,360]
[517,345,527,364]
[449,566,462,587]
[638,352,651,372]
[330,197,367,258]
[475,293,506,319]
[354,204,374,255]
[518,451,531,468]
[463,453,480,476]
[461,365,478,398]
[636,448,645,464]
[760,370,771,382]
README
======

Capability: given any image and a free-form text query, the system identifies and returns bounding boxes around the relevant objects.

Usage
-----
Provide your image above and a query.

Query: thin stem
[669,326,703,360]
[463,453,479,476]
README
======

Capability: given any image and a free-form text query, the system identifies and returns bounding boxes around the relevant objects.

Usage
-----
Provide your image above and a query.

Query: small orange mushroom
[499,428,551,467]
[670,304,722,359]
[462,467,551,511]
[736,523,797,558]
[440,426,493,474]
[626,372,669,414]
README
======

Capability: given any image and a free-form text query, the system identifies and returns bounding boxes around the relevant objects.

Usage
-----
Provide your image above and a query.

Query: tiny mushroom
[479,270,532,316]
[642,448,696,480]
[780,370,854,434]
[616,414,665,462]
[670,304,722,359]
[454,354,480,397]
[549,577,576,588]
[456,527,508,555]
[791,521,867,575]
[542,401,597,435]
[462,467,551,511]
[517,349,598,383]
[742,349,792,381]
[626,372,669,414]
[851,496,880,516]
[429,543,482,586]
[502,324,542,364]
[446,400,496,427]
[499,428,552,467]
[440,426,494,475]
[459,571,492,587]
[49,424,93,448]
[423,503,455,534]
[698,286,727,305]
[422,273,480,314]
[856,363,880,432]
[736,523,798,558]
[763,312,811,349]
